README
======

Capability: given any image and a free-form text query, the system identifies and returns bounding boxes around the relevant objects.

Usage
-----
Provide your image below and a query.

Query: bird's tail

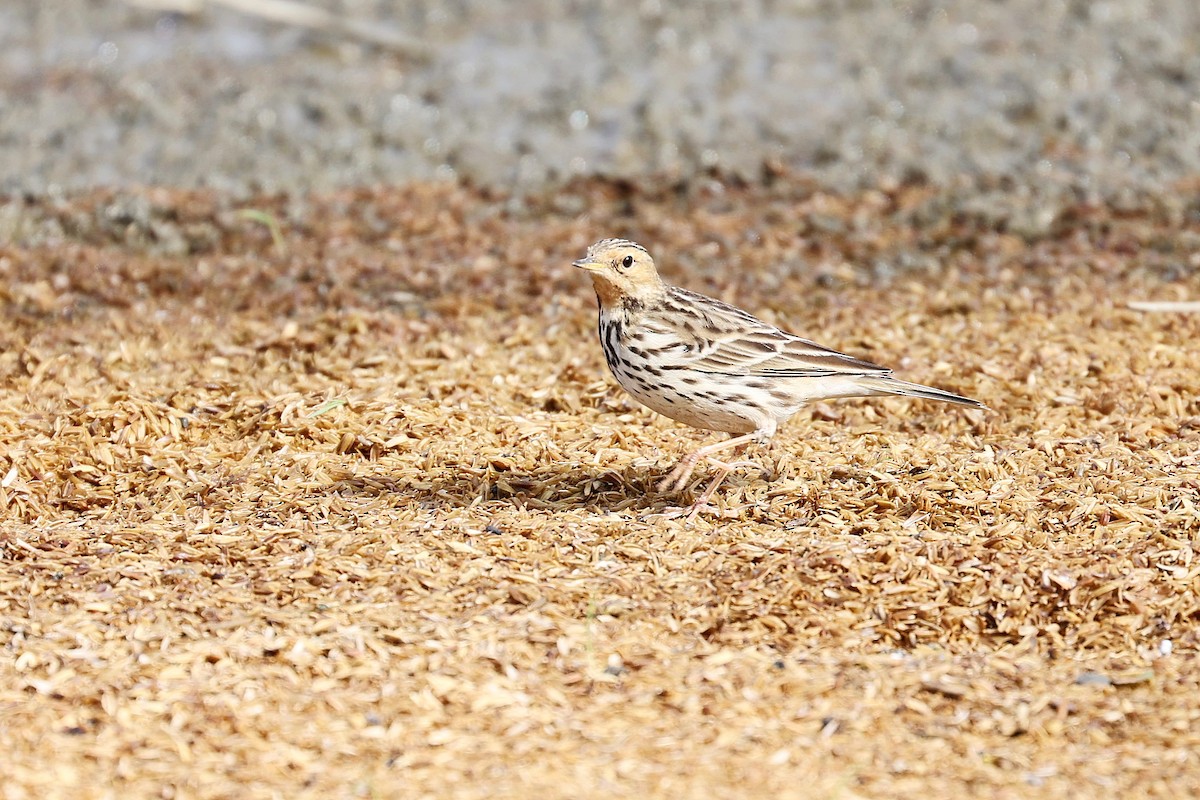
[854,376,985,408]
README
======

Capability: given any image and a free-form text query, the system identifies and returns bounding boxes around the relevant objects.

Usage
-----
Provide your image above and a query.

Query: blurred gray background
[2,0,1198,198]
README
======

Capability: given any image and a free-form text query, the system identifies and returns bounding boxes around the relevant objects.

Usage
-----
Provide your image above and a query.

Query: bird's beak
[572,256,604,272]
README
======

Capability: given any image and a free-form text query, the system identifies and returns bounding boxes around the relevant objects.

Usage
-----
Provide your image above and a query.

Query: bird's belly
[607,363,760,434]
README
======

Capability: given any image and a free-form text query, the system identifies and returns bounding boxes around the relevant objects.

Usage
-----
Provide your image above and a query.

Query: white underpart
[606,322,779,436]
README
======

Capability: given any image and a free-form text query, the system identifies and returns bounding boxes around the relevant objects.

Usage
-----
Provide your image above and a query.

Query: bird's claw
[656,456,700,493]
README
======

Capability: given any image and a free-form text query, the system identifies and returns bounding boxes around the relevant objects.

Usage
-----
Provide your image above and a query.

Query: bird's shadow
[327,461,685,516]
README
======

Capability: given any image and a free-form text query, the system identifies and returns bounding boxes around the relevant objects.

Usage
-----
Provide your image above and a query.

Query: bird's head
[572,238,665,307]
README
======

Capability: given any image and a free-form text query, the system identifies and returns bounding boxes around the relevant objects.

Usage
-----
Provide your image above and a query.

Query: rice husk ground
[1,180,1199,798]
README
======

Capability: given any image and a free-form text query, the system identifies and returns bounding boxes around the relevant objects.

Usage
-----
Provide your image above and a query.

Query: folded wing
[643,288,892,379]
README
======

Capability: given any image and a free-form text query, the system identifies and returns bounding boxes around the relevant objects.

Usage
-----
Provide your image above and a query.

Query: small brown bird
[573,238,984,517]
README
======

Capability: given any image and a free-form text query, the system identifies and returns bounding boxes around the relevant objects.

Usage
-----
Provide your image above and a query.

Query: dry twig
[122,0,433,58]
[1127,300,1200,313]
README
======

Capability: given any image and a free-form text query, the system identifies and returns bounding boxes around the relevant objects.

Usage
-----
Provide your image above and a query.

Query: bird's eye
[621,255,634,268]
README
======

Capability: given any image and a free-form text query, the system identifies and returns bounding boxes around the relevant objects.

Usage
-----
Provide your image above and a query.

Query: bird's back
[598,283,981,434]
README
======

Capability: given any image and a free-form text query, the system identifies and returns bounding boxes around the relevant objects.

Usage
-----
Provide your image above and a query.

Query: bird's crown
[589,238,649,257]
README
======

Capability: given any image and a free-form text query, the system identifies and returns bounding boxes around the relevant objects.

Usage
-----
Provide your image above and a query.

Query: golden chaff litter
[1,182,1198,798]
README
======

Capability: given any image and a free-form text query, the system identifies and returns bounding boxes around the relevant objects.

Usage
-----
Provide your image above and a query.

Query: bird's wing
[642,288,891,378]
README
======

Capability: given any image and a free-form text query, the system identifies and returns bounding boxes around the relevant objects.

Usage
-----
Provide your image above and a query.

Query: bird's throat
[590,275,625,309]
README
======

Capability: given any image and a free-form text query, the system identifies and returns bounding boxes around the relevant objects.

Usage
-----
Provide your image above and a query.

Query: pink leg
[656,431,764,494]
[683,454,755,521]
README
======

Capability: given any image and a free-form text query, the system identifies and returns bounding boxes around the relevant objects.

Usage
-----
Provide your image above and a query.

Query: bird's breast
[597,312,763,434]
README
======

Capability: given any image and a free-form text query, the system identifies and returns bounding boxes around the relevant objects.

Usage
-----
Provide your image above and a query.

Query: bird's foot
[673,457,761,521]
[656,454,700,493]
[705,457,760,474]
[683,498,712,523]
[649,499,727,522]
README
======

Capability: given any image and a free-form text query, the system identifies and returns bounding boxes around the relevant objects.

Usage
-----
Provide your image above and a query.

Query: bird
[572,237,985,518]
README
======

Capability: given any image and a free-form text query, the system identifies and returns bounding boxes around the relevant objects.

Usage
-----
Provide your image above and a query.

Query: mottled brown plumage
[573,238,984,517]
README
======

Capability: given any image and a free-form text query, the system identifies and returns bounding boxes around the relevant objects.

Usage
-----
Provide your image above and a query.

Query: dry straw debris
[1,182,1199,798]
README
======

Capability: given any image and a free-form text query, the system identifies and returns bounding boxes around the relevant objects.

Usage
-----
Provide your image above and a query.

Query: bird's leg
[683,449,756,521]
[658,432,763,493]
